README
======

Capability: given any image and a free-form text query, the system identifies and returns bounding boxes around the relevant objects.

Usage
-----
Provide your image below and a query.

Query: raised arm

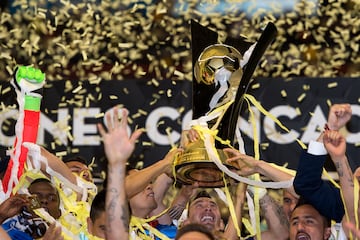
[259,192,289,240]
[125,147,180,199]
[323,130,356,225]
[37,146,77,184]
[293,103,352,223]
[98,107,142,240]
[224,148,297,196]
[223,182,247,240]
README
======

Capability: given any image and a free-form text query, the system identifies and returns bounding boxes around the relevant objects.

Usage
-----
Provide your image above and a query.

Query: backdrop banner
[1,77,359,179]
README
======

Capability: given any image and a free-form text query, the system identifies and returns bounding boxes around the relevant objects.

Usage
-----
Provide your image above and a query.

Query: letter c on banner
[146,107,181,145]
[264,105,300,144]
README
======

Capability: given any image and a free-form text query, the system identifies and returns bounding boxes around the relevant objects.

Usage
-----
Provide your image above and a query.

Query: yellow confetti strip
[55,151,68,157]
[327,82,338,88]
[142,141,153,146]
[297,93,306,103]
[327,99,332,107]
[251,83,260,89]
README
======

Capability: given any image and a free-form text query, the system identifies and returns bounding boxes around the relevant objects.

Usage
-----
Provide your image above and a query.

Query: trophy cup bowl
[175,137,236,188]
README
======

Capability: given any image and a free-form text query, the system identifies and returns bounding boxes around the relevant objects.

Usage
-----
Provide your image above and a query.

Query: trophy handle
[217,22,278,147]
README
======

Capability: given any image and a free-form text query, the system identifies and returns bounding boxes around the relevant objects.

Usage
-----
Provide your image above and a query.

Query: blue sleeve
[293,151,344,222]
[2,220,33,240]
[156,224,177,239]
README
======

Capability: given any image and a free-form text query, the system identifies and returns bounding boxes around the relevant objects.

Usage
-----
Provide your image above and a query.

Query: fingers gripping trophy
[174,20,277,188]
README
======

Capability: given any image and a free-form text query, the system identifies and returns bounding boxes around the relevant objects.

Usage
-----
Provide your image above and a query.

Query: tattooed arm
[324,130,356,227]
[259,193,289,240]
[98,107,142,240]
[166,183,199,220]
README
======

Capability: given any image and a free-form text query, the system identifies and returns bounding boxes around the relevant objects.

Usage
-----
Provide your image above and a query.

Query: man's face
[283,191,299,220]
[289,204,331,240]
[187,197,223,231]
[65,161,93,182]
[28,181,61,219]
[87,211,106,239]
[129,184,157,218]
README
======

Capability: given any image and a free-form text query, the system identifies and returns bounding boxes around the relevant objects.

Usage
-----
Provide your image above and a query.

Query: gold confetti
[149,99,158,105]
[302,85,310,91]
[280,90,287,97]
[178,106,185,114]
[260,142,269,150]
[71,148,80,153]
[327,82,338,88]
[326,99,332,107]
[55,151,67,157]
[138,109,147,116]
[151,78,159,87]
[297,93,306,103]
[142,142,153,146]
[95,112,105,119]
[67,131,74,141]
[123,88,129,94]
[1,87,11,95]
[251,83,260,89]
[174,70,184,78]
[135,161,144,169]
[157,120,165,127]
[0,0,358,97]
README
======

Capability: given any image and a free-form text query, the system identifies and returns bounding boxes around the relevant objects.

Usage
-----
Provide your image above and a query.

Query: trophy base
[175,145,235,188]
[175,161,234,188]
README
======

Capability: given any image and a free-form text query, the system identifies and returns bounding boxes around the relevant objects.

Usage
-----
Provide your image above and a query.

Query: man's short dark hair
[175,223,215,240]
[189,190,212,205]
[90,189,106,222]
[30,178,54,188]
[293,197,331,227]
[63,156,87,165]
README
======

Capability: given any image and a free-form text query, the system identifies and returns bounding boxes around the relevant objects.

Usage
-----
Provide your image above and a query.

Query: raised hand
[180,128,200,147]
[97,107,143,166]
[327,104,352,131]
[162,147,183,176]
[323,130,346,160]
